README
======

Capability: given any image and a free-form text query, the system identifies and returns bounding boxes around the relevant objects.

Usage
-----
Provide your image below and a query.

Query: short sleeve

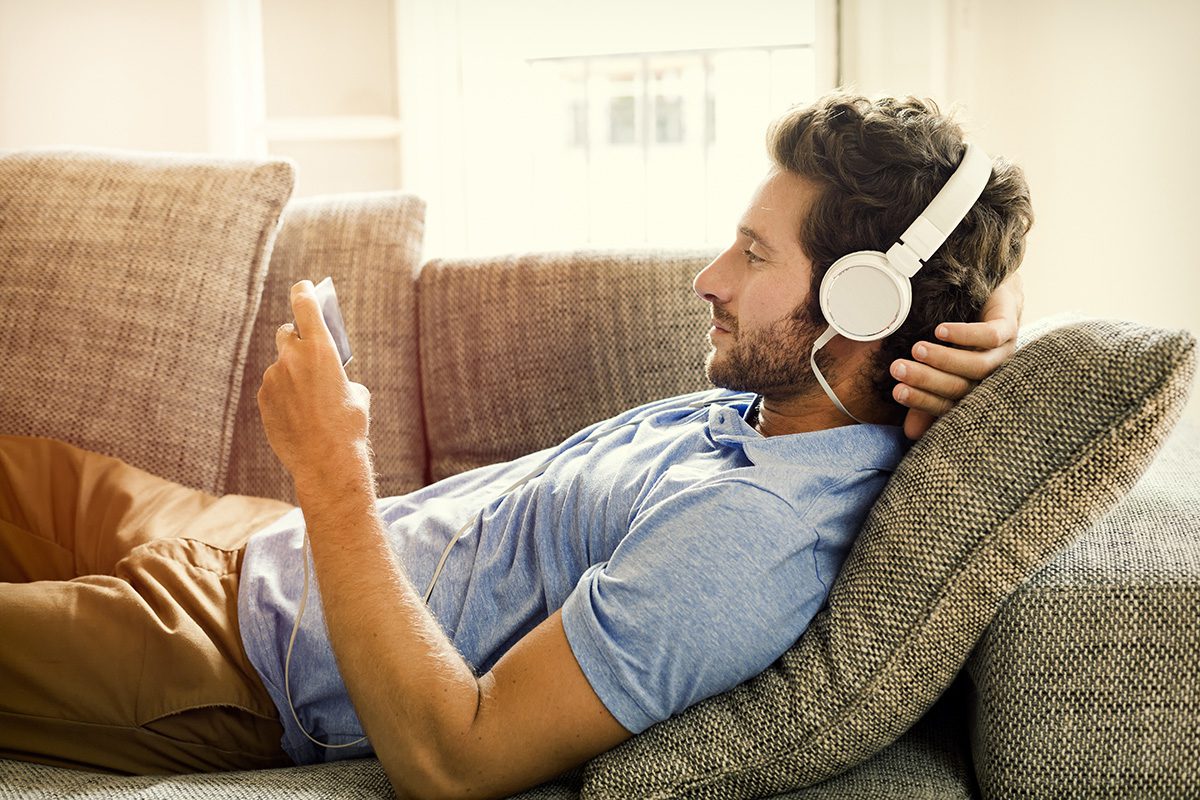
[560,477,832,734]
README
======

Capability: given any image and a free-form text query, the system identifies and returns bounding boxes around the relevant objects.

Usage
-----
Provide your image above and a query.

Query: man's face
[693,168,829,398]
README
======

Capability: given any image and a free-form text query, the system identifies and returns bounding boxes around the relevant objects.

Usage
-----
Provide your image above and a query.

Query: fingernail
[896,385,910,402]
[914,343,928,360]
[936,325,949,339]
[893,362,907,379]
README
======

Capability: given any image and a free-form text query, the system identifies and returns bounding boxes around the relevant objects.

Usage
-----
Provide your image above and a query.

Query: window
[526,45,825,249]
[246,0,837,255]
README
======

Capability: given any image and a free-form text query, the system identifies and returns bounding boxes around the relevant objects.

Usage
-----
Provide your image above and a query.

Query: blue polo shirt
[237,389,909,764]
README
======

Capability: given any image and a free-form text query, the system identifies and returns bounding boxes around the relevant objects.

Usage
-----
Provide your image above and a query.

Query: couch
[1,150,1197,800]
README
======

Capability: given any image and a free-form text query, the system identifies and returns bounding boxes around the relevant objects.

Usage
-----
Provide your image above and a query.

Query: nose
[693,250,733,305]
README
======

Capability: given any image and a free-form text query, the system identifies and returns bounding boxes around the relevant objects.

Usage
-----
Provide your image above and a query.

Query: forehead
[740,168,819,251]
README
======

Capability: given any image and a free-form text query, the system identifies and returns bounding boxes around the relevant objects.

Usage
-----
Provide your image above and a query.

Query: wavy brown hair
[767,93,1034,409]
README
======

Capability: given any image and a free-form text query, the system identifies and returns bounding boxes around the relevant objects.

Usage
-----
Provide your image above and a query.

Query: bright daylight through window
[405,0,833,255]
[258,0,834,256]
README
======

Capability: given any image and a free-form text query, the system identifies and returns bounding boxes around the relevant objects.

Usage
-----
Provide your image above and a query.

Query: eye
[742,248,764,264]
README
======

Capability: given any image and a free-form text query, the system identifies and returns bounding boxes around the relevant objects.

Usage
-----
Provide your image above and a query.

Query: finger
[289,280,339,363]
[890,359,975,401]
[912,340,1009,382]
[903,408,935,441]
[980,272,1021,317]
[932,317,1018,350]
[893,382,955,417]
[984,271,1025,326]
[290,280,329,342]
[275,322,296,356]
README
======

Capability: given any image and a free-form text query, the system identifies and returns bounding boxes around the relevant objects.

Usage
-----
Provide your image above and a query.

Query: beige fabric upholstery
[417,249,717,481]
[968,420,1200,799]
[581,319,1196,799]
[223,192,427,503]
[0,150,293,493]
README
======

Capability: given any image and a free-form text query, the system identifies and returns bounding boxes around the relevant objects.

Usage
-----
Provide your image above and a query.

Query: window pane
[405,0,825,255]
[653,66,687,144]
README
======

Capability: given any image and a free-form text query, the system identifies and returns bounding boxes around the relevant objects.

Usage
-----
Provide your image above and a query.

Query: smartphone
[297,276,353,367]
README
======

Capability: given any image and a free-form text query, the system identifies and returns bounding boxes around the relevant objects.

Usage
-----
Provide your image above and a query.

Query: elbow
[380,681,491,799]
[382,746,477,800]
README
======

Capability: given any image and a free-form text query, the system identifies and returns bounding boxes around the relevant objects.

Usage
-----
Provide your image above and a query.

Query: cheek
[742,279,806,325]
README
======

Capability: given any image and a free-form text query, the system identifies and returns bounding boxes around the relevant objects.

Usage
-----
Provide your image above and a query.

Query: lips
[710,314,736,334]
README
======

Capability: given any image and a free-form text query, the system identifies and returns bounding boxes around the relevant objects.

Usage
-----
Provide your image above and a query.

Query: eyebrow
[738,224,777,255]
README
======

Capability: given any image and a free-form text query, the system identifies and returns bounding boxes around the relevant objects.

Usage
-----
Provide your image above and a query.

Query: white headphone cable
[811,326,866,424]
[283,529,368,748]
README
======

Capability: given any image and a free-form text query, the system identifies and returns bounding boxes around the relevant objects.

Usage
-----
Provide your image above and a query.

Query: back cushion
[0,150,293,493]
[224,192,428,502]
[417,250,716,481]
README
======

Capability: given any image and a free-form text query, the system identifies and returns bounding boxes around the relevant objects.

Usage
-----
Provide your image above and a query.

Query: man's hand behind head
[891,272,1024,439]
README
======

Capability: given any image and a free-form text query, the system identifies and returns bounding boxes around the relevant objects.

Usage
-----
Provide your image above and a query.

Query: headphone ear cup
[819,251,912,341]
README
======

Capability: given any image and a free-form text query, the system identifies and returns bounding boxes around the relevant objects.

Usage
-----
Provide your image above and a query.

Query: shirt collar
[705,392,910,471]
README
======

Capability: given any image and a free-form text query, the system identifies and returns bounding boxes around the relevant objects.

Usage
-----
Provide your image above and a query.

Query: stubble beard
[704,303,832,400]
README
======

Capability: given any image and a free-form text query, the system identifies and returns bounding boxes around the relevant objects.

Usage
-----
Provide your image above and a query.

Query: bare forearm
[295,451,479,797]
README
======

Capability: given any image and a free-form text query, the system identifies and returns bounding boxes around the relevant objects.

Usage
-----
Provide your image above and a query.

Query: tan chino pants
[0,434,297,774]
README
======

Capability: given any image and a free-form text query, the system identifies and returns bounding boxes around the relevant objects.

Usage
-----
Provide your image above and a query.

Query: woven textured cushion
[417,249,715,480]
[579,319,1196,799]
[0,149,294,493]
[0,757,392,800]
[968,420,1200,799]
[223,192,427,502]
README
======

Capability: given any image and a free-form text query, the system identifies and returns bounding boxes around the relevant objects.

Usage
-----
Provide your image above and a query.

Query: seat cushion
[579,318,1196,798]
[223,192,427,502]
[0,150,294,494]
[0,685,976,799]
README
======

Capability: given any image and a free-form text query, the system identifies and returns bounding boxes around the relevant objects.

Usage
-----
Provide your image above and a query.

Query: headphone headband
[814,141,994,421]
[886,143,993,278]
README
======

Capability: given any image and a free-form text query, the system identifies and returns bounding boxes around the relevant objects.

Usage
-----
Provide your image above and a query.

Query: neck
[753,392,858,436]
[752,387,900,437]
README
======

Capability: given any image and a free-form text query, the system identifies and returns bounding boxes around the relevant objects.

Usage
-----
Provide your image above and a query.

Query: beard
[704,301,833,399]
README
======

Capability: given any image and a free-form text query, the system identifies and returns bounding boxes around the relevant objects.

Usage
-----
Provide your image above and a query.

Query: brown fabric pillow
[224,192,428,502]
[579,319,1196,799]
[0,149,294,493]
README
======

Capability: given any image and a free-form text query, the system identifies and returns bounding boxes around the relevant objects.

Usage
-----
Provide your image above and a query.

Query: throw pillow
[0,149,294,494]
[579,318,1196,799]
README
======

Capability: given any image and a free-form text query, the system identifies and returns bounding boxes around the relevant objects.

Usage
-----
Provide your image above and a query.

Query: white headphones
[819,143,992,342]
[811,144,992,422]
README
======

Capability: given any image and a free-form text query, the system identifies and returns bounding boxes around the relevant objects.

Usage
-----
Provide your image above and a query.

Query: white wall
[0,0,250,154]
[842,0,1200,422]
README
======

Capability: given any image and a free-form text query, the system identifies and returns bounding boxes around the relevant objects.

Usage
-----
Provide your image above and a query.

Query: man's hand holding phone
[257,278,373,497]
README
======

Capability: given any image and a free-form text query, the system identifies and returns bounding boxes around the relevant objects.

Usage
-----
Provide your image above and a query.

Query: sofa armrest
[966,421,1200,799]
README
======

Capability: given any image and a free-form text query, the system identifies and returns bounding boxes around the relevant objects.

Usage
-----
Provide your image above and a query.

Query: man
[0,93,1031,798]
